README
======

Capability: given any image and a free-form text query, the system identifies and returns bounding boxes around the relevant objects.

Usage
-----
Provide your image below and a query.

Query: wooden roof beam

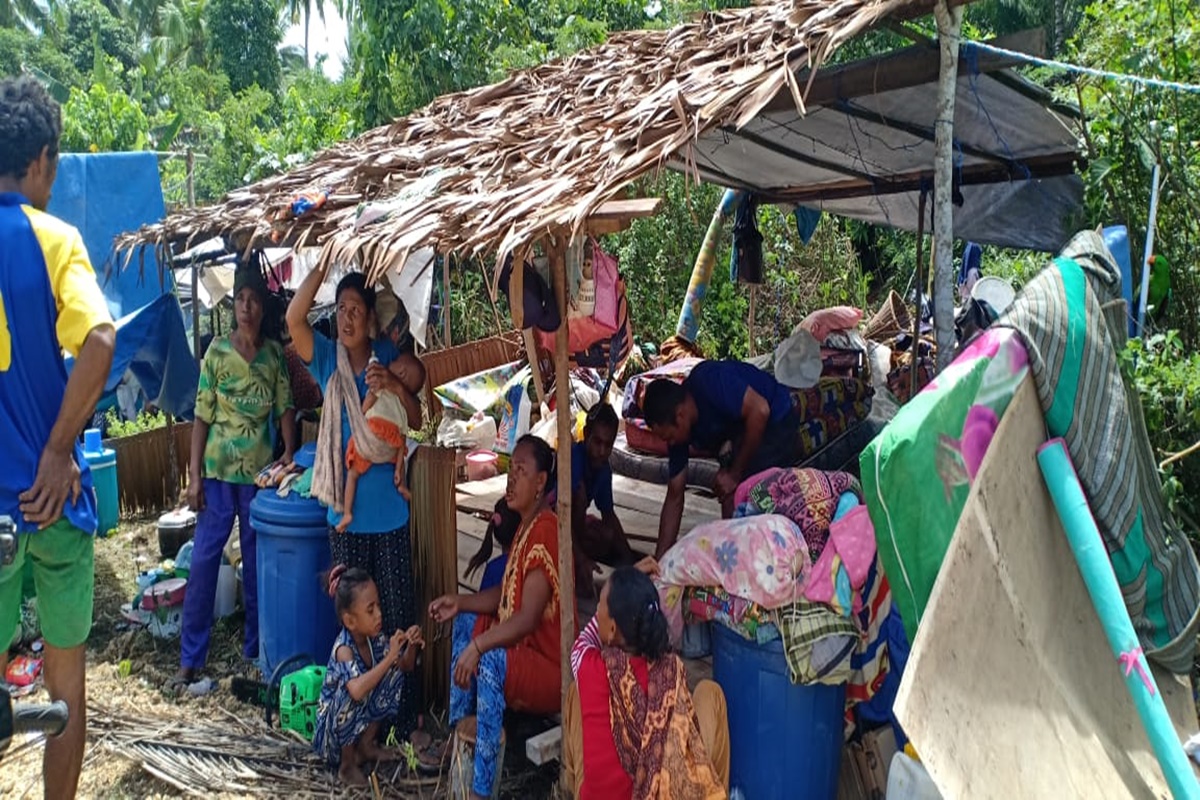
[584,197,663,235]
[758,151,1081,204]
[762,28,1046,115]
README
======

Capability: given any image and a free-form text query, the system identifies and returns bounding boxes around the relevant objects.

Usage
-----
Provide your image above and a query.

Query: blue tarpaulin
[49,153,198,419]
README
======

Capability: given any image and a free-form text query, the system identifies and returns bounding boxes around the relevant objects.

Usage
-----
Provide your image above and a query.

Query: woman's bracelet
[472,640,484,658]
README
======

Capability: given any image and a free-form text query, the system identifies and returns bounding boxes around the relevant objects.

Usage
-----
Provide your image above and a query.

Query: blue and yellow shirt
[0,192,114,534]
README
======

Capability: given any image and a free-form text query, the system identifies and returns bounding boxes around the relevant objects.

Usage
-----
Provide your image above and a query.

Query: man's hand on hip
[19,444,81,529]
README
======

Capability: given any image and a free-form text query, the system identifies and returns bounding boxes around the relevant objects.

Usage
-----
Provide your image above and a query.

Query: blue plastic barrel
[82,428,118,535]
[250,490,339,675]
[712,622,845,800]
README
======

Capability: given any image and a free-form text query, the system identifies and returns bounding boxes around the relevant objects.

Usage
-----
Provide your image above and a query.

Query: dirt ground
[1,521,558,799]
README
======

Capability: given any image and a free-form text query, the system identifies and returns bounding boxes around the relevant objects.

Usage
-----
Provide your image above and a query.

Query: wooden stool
[449,715,507,799]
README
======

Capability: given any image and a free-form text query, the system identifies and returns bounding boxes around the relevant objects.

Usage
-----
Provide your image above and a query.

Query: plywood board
[895,378,1199,799]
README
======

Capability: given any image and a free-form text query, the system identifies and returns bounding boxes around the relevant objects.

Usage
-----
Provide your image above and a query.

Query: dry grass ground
[1,521,557,799]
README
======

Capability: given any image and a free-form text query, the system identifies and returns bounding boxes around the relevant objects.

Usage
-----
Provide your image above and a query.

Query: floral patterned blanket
[657,514,811,643]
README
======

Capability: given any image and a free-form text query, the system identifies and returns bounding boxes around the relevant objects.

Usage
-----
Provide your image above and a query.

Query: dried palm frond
[116,0,929,284]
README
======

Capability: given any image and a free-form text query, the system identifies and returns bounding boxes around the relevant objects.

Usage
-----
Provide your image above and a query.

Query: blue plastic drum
[712,621,846,800]
[250,490,338,675]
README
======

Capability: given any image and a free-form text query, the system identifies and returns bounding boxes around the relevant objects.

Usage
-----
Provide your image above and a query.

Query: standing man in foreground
[643,360,801,559]
[0,75,116,798]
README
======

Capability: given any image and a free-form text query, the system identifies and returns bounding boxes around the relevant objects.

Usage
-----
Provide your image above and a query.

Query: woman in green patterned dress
[172,267,297,690]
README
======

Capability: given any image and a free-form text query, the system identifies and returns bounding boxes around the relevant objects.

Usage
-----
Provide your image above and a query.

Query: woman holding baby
[288,263,426,737]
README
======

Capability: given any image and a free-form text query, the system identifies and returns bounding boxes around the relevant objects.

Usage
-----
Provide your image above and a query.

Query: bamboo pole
[522,329,545,407]
[932,0,963,371]
[549,234,577,727]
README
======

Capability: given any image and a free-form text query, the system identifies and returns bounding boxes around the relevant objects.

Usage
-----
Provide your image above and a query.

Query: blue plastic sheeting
[48,153,198,419]
[66,295,198,420]
[48,153,175,314]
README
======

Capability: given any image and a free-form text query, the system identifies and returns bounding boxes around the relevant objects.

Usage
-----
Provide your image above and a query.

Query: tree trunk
[932,0,963,371]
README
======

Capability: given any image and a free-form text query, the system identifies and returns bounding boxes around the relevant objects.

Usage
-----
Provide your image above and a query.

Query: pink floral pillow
[799,306,864,342]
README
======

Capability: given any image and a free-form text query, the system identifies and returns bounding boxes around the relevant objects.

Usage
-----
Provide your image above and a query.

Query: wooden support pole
[911,188,928,401]
[522,329,545,407]
[443,255,453,347]
[747,285,757,357]
[932,0,963,371]
[549,236,577,726]
[187,149,200,364]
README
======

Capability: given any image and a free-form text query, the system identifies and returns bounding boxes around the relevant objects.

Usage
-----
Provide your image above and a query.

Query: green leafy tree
[0,0,50,30]
[0,25,82,90]
[61,82,150,152]
[63,0,140,76]
[204,0,282,94]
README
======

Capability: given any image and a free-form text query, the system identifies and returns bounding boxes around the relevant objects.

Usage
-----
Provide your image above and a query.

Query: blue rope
[965,39,1200,95]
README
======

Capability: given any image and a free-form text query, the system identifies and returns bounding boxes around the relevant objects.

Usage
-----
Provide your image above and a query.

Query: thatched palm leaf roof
[118,0,944,281]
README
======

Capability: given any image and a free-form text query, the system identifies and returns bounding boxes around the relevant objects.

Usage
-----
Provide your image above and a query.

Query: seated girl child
[337,351,426,532]
[464,499,521,592]
[564,559,730,799]
[312,564,425,785]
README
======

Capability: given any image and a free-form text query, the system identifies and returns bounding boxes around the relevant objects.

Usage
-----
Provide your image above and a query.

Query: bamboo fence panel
[409,446,459,711]
[106,424,192,519]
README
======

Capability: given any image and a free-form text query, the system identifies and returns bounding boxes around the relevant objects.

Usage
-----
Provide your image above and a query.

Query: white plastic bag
[773,328,823,389]
[437,411,498,451]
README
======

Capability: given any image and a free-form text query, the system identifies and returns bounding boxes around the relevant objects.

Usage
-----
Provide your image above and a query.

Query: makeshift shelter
[52,152,197,419]
[116,0,1085,761]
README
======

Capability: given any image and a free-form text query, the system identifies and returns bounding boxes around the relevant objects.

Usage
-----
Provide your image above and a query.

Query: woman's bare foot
[338,761,368,786]
[335,513,353,533]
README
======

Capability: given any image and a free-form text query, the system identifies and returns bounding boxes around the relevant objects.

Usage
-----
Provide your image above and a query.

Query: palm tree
[281,0,327,66]
[151,0,209,70]
[1,0,52,30]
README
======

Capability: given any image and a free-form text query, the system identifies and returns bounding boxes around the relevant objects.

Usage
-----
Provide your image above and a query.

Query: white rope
[966,39,1200,95]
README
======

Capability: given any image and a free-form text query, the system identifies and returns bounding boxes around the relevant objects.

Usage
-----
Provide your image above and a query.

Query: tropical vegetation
[1,0,1198,520]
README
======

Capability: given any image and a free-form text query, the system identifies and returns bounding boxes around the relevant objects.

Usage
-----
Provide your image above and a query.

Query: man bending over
[643,360,801,558]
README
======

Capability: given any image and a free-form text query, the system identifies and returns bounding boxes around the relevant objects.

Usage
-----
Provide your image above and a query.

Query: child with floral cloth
[336,351,425,532]
[312,565,424,785]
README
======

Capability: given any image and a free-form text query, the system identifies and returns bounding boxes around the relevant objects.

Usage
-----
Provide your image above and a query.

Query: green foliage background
[1,0,1198,529]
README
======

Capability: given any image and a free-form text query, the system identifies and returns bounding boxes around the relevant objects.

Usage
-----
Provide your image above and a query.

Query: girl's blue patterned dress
[312,627,406,765]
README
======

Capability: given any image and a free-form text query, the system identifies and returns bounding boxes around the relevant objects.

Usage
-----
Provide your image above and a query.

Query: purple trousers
[180,479,259,669]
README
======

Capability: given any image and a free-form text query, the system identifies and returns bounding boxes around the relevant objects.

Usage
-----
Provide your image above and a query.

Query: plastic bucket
[82,428,118,536]
[465,450,499,481]
[250,490,338,675]
[712,622,845,800]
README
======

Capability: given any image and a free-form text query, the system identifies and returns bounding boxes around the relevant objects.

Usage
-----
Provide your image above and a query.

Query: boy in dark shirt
[643,360,801,557]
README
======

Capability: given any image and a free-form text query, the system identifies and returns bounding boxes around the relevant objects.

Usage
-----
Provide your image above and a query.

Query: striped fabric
[996,230,1200,673]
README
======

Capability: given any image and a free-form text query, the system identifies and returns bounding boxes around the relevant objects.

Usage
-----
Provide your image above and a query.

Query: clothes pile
[656,466,901,734]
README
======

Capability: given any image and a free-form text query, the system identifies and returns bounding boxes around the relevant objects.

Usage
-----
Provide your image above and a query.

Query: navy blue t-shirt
[667,360,794,478]
[571,440,615,514]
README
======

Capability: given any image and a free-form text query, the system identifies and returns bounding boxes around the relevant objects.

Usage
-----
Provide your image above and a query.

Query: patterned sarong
[996,229,1200,673]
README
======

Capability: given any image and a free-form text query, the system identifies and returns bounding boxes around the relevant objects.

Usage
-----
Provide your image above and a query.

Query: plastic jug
[82,428,118,535]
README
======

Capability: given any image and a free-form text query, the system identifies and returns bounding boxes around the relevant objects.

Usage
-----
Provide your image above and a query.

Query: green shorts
[1,518,94,649]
